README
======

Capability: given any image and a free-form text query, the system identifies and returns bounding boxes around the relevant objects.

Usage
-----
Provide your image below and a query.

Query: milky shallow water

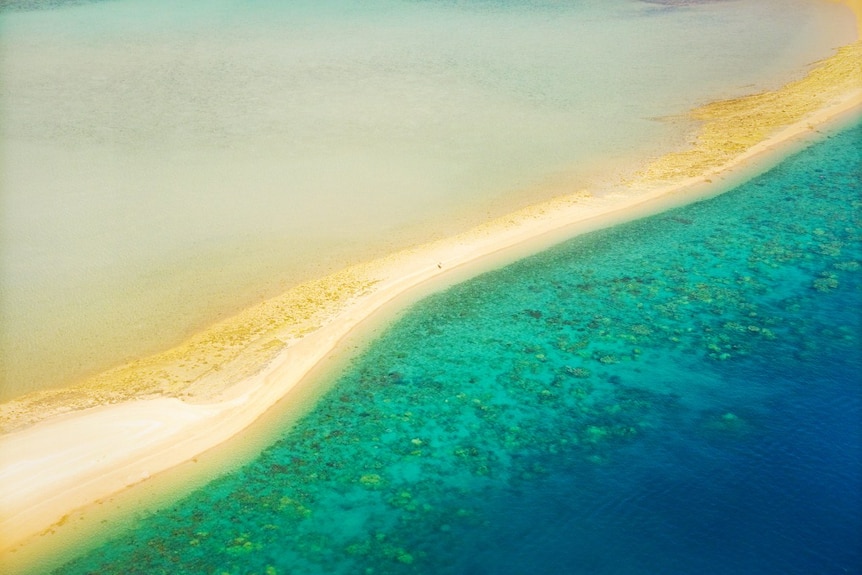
[0,0,855,397]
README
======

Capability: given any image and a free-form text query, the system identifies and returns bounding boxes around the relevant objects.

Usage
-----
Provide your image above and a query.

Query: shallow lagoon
[0,0,855,398]
[50,120,862,574]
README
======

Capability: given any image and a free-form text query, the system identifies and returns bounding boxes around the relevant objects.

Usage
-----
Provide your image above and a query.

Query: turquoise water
[1,0,854,398]
[49,120,862,573]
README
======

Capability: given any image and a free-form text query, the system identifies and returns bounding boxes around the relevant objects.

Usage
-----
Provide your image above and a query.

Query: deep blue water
[52,122,862,574]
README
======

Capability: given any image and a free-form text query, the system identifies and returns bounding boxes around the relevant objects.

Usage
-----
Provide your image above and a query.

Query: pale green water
[0,0,855,398]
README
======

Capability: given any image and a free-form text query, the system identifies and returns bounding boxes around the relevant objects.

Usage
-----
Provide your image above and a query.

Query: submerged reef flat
[50,120,862,575]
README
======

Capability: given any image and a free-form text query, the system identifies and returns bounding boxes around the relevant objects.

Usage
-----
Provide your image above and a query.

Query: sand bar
[1,20,860,566]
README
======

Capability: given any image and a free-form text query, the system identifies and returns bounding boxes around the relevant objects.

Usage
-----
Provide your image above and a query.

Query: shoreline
[2,32,861,571]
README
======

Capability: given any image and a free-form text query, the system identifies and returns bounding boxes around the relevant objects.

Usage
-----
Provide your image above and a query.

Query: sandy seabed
[1,8,860,569]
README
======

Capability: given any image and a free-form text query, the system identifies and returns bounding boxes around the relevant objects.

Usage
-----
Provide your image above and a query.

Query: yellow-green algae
[0,267,378,433]
[636,41,862,183]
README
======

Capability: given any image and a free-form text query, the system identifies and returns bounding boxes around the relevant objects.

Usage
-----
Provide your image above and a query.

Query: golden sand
[637,40,862,182]
[0,268,378,433]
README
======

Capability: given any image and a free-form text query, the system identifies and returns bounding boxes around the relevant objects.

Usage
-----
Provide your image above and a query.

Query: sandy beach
[1,7,860,569]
